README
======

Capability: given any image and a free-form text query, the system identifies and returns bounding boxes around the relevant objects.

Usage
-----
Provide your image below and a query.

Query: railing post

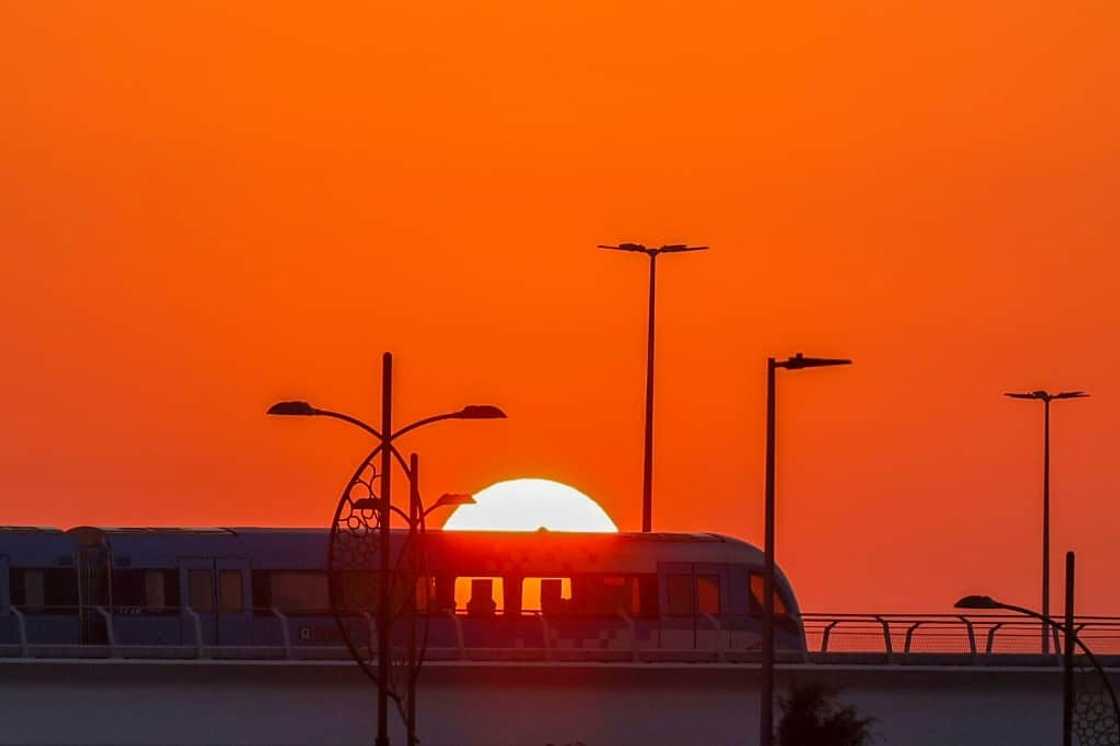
[271,608,291,659]
[904,622,922,654]
[184,607,207,659]
[958,616,977,656]
[985,622,1004,655]
[10,607,28,657]
[820,620,839,653]
[539,612,551,661]
[363,611,376,656]
[617,609,639,662]
[874,616,893,661]
[702,613,725,661]
[448,609,465,660]
[95,606,118,658]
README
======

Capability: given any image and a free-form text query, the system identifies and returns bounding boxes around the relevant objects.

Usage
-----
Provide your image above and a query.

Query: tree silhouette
[777,683,874,746]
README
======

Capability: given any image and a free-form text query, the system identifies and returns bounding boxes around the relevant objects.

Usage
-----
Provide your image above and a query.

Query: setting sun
[441,478,618,533]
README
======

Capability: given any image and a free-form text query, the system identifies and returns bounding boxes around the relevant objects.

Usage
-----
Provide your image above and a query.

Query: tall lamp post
[268,352,505,746]
[956,552,1120,746]
[599,242,708,532]
[761,353,851,746]
[1004,389,1089,654]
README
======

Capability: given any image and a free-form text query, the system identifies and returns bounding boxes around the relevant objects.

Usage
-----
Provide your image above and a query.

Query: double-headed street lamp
[599,242,708,532]
[268,352,505,746]
[956,552,1120,746]
[1004,389,1089,654]
[761,353,851,746]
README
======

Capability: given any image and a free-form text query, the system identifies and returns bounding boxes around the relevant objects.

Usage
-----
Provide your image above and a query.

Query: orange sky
[2,1,1118,614]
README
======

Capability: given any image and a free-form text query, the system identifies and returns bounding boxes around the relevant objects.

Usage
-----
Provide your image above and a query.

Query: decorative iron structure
[1074,661,1120,746]
[327,447,431,729]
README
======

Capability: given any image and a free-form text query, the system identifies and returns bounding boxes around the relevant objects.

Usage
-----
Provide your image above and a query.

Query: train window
[567,575,638,616]
[113,570,146,608]
[219,571,243,613]
[115,569,178,612]
[696,575,721,615]
[637,575,659,618]
[331,571,373,612]
[145,571,166,609]
[144,571,179,610]
[189,570,215,613]
[15,569,45,608]
[454,577,503,615]
[521,577,572,614]
[666,574,693,616]
[266,571,329,613]
[10,569,77,610]
[748,573,788,617]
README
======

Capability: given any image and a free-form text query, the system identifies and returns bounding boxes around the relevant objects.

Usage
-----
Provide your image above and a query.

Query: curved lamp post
[760,353,851,746]
[956,552,1119,746]
[1004,389,1089,654]
[268,352,505,746]
[599,242,708,533]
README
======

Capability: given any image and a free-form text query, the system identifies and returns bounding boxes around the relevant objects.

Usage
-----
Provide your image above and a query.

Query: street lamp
[351,493,476,523]
[268,352,505,746]
[1004,389,1089,654]
[761,353,851,746]
[599,242,708,532]
[955,552,1120,746]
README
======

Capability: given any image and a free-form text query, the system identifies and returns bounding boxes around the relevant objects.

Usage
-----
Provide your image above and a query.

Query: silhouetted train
[0,526,805,656]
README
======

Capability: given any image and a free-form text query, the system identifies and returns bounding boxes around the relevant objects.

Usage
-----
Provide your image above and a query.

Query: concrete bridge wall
[0,659,1103,745]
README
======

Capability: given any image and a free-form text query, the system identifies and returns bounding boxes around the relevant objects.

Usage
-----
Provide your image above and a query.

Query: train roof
[0,526,75,564]
[48,527,768,571]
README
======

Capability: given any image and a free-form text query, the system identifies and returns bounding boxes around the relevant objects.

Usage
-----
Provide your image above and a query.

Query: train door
[77,542,110,644]
[692,562,726,652]
[180,558,217,645]
[214,558,251,646]
[658,561,696,649]
[179,558,251,646]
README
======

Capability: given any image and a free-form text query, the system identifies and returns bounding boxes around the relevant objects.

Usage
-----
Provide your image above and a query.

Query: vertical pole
[641,251,657,533]
[760,358,777,746]
[1042,398,1051,655]
[1063,551,1075,746]
[407,453,419,746]
[377,352,392,746]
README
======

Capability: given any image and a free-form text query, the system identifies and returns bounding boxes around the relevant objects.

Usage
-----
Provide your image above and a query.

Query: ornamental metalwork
[1074,661,1120,746]
[327,447,431,727]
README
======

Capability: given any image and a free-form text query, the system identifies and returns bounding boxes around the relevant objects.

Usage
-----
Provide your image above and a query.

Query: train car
[1,527,806,657]
[0,527,81,648]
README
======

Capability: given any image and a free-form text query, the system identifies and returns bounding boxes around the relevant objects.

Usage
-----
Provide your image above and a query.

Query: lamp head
[1004,390,1089,402]
[954,594,1002,610]
[433,493,476,509]
[782,353,853,370]
[267,400,318,416]
[659,244,709,253]
[456,405,507,420]
[598,242,647,253]
[352,497,383,511]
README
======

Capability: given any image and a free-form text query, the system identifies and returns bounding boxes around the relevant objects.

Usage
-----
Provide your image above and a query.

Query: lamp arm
[391,412,461,440]
[311,409,384,440]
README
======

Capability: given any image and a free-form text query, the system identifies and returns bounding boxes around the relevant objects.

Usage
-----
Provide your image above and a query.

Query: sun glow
[441,478,618,533]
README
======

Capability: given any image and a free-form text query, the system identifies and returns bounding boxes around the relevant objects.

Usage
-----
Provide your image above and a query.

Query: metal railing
[802,613,1120,658]
[5,606,1120,665]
